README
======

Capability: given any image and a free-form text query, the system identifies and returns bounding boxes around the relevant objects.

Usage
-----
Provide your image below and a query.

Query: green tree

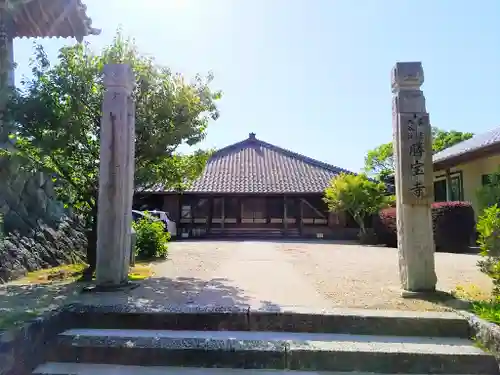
[432,128,474,153]
[363,142,394,182]
[364,128,474,179]
[323,173,392,238]
[6,32,221,277]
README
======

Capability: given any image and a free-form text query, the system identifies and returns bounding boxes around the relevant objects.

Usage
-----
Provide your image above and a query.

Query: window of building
[434,179,447,202]
[433,172,463,202]
[482,173,500,186]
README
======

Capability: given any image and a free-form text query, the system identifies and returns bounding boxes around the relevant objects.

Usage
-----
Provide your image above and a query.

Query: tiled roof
[172,133,353,194]
[8,0,101,41]
[433,126,500,164]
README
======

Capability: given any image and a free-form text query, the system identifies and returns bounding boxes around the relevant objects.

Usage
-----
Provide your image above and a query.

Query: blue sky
[13,0,500,172]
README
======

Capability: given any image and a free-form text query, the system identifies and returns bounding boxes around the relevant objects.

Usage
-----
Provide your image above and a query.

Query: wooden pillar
[189,199,194,235]
[221,196,225,229]
[283,196,288,233]
[445,169,453,201]
[237,197,241,224]
[299,198,304,235]
[208,196,214,234]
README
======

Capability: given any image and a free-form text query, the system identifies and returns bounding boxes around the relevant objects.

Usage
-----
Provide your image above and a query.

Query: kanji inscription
[399,112,433,205]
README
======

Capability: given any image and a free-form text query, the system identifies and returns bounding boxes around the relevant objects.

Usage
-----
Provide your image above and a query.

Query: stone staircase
[33,304,499,375]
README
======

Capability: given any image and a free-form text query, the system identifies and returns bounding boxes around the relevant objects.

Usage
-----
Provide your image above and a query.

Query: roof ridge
[256,139,352,174]
[211,135,353,174]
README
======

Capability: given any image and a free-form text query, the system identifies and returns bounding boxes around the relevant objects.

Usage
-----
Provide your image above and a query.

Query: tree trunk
[353,213,367,235]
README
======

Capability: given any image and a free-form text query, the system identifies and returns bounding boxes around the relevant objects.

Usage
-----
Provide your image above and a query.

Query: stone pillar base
[81,281,140,294]
[400,289,436,298]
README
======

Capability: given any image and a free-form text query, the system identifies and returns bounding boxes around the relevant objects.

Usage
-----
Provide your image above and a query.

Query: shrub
[373,201,475,253]
[373,207,397,247]
[476,204,500,296]
[432,201,475,253]
[132,214,170,259]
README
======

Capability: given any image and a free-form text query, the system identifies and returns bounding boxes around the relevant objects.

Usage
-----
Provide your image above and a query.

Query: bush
[373,201,475,253]
[373,207,397,247]
[476,204,500,296]
[432,202,475,253]
[132,214,170,259]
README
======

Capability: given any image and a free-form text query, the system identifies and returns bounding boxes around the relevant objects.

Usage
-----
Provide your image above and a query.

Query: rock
[0,156,87,283]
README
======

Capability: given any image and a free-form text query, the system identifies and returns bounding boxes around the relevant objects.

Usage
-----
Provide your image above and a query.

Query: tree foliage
[432,128,473,153]
[323,173,392,235]
[476,169,500,297]
[5,32,221,272]
[363,142,394,182]
[363,128,474,179]
[476,167,500,213]
[476,204,500,296]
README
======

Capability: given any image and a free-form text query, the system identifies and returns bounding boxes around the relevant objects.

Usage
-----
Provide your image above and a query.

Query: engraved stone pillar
[392,62,437,292]
[96,64,135,287]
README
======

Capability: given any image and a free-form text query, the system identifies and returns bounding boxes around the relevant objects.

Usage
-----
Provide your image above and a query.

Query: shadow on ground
[0,276,284,329]
[0,282,83,329]
[401,290,474,311]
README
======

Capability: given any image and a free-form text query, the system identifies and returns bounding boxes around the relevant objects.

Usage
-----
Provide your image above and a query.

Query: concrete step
[44,328,499,374]
[35,363,493,375]
[64,303,471,338]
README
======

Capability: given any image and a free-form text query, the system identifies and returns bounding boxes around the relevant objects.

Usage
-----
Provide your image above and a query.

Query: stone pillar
[392,62,437,292]
[0,8,14,148]
[96,64,135,287]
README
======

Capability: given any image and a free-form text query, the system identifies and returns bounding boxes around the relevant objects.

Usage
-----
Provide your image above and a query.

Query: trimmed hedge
[373,201,476,253]
[373,207,397,248]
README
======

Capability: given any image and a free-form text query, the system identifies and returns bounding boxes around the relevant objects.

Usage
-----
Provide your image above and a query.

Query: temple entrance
[147,193,360,239]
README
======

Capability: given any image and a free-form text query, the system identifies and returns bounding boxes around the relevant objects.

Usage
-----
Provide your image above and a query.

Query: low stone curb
[0,306,74,375]
[441,291,500,360]
[455,309,500,358]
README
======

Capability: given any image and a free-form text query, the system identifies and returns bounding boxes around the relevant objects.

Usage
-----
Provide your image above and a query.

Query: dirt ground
[0,240,492,329]
[151,240,492,311]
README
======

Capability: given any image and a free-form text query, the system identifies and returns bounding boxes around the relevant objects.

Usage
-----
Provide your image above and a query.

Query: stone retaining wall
[0,156,87,282]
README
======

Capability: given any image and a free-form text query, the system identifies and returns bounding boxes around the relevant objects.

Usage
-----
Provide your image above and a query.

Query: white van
[133,210,177,238]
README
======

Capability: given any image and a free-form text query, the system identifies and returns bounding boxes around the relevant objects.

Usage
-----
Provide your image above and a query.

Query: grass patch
[16,263,87,284]
[13,262,155,285]
[0,263,155,331]
[453,283,500,325]
[471,300,500,324]
[454,284,492,302]
[128,263,155,281]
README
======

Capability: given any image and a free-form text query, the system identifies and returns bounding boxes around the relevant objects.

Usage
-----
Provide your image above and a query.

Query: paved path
[191,241,333,310]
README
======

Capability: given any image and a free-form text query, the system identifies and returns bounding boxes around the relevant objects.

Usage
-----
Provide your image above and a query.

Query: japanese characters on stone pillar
[392,62,437,292]
[96,64,135,287]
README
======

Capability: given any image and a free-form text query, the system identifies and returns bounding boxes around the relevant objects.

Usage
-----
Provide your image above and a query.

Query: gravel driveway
[152,240,492,311]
